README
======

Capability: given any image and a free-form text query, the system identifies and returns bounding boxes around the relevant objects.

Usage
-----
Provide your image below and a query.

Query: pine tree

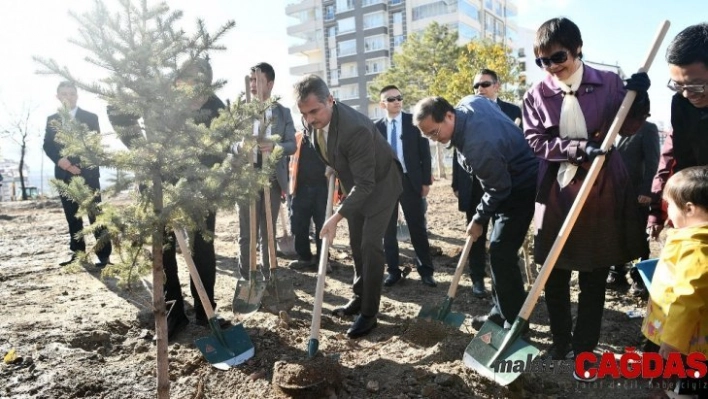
[34,1,277,397]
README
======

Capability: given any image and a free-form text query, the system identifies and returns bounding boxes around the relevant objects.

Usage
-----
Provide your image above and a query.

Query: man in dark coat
[295,74,402,339]
[374,85,436,288]
[44,81,112,267]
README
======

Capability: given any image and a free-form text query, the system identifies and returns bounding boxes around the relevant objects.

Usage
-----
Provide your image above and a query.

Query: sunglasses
[384,95,403,103]
[473,81,494,90]
[535,50,569,68]
[666,79,706,94]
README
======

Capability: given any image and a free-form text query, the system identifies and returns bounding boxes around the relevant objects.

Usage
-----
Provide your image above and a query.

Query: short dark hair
[294,74,330,104]
[664,165,708,210]
[179,57,213,85]
[251,62,275,82]
[413,96,454,125]
[666,23,708,67]
[57,81,77,93]
[534,17,583,59]
[477,68,499,82]
[379,85,400,95]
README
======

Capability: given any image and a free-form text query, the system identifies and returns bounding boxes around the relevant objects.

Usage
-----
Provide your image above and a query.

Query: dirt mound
[272,355,342,398]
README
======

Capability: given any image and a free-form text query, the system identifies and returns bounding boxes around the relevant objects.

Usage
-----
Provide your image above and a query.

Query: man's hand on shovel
[320,212,342,243]
[466,220,484,243]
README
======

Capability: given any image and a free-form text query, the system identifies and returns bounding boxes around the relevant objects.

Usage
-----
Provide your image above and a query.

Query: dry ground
[0,183,664,398]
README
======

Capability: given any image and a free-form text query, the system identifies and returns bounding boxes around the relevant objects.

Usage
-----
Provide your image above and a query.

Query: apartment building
[286,0,518,118]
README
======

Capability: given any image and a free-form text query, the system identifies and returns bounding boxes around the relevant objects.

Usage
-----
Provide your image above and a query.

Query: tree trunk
[151,174,170,399]
[436,143,446,180]
[19,143,27,200]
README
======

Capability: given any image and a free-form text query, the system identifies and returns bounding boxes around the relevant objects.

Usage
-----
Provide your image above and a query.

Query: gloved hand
[584,141,606,163]
[625,72,651,92]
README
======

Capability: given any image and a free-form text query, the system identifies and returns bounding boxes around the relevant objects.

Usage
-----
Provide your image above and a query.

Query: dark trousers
[59,179,112,260]
[347,201,397,317]
[486,185,535,322]
[163,210,217,321]
[465,210,488,283]
[237,182,281,279]
[545,266,610,353]
[383,175,434,277]
[290,184,328,261]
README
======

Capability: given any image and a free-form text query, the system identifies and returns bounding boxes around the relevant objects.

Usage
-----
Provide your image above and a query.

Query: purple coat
[523,64,648,271]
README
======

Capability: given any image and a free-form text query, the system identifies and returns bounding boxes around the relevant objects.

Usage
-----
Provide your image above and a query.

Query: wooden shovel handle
[448,235,474,298]
[518,20,671,321]
[279,205,290,239]
[175,228,216,319]
[310,174,336,342]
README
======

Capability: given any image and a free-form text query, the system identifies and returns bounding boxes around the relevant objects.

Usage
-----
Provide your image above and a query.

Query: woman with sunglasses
[522,17,651,381]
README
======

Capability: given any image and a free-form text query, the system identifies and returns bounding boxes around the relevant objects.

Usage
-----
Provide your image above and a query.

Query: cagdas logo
[575,347,708,380]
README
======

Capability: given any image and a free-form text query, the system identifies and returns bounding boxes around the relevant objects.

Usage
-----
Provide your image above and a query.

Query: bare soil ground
[0,184,663,398]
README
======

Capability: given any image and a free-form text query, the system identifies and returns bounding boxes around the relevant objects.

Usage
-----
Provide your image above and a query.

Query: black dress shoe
[195,315,231,328]
[346,314,377,339]
[167,313,189,341]
[383,273,402,287]
[421,275,437,287]
[59,254,78,266]
[332,297,361,317]
[95,257,111,268]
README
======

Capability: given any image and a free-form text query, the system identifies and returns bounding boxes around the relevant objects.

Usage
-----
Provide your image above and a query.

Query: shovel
[417,235,473,327]
[308,174,336,357]
[233,148,266,319]
[462,20,670,386]
[396,205,411,242]
[276,204,297,257]
[175,229,254,370]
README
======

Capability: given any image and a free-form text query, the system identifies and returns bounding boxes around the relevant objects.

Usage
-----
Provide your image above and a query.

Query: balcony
[287,19,318,36]
[289,40,323,55]
[290,62,325,76]
[286,0,317,15]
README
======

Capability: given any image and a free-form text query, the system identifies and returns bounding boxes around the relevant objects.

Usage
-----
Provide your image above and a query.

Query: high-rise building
[286,0,518,118]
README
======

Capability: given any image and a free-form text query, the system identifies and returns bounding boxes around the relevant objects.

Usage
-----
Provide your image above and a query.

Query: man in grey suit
[295,74,402,339]
[237,62,296,280]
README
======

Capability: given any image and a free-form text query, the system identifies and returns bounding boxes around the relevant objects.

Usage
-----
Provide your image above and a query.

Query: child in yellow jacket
[642,165,708,398]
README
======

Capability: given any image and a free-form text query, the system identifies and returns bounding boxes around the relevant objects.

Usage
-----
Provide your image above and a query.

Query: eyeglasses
[666,79,706,94]
[423,123,441,139]
[535,50,569,68]
[473,81,494,90]
[384,95,403,103]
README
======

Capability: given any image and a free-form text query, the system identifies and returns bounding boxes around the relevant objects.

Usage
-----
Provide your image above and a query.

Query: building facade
[286,0,518,118]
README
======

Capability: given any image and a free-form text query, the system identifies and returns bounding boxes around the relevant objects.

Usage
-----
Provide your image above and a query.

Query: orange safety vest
[289,131,343,205]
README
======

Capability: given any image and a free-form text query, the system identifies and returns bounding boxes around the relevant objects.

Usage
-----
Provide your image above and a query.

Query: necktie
[316,128,329,163]
[390,120,398,155]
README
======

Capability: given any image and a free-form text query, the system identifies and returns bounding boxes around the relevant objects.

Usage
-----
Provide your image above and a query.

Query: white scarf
[554,63,587,188]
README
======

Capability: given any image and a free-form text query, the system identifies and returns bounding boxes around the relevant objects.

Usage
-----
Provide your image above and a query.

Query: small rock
[434,373,454,387]
[249,370,266,381]
[366,380,379,393]
[278,310,291,324]
[421,384,435,397]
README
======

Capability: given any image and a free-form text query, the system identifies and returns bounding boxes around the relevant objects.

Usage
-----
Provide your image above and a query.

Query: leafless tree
[1,103,38,200]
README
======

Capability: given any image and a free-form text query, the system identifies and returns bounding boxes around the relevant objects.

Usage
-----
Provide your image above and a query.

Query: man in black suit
[452,69,523,298]
[44,81,112,267]
[295,74,402,339]
[374,85,436,288]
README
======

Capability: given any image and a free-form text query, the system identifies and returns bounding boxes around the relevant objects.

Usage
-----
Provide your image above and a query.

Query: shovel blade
[396,220,410,242]
[195,323,255,369]
[277,236,297,257]
[261,269,297,313]
[462,320,539,386]
[417,297,465,327]
[233,272,266,319]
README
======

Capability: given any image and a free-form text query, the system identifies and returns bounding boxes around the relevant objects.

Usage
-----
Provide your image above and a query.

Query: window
[517,48,525,58]
[365,57,388,74]
[458,23,479,42]
[338,39,356,56]
[494,0,502,16]
[393,34,405,48]
[340,62,358,78]
[324,5,335,21]
[484,0,493,9]
[459,1,479,20]
[339,83,359,100]
[365,35,387,52]
[338,17,355,34]
[412,1,456,21]
[393,11,403,25]
[369,104,384,119]
[485,14,493,32]
[390,0,402,4]
[330,69,339,85]
[327,26,337,39]
[363,11,385,29]
[336,0,355,12]
[362,0,384,6]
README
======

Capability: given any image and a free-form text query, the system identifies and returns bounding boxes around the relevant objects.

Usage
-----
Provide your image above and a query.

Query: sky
[0,0,705,185]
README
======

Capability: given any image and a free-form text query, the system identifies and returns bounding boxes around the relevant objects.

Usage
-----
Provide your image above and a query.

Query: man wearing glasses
[648,23,708,240]
[413,95,537,331]
[374,85,436,288]
[453,69,523,298]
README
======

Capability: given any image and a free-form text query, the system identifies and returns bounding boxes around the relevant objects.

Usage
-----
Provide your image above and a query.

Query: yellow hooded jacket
[642,224,708,355]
